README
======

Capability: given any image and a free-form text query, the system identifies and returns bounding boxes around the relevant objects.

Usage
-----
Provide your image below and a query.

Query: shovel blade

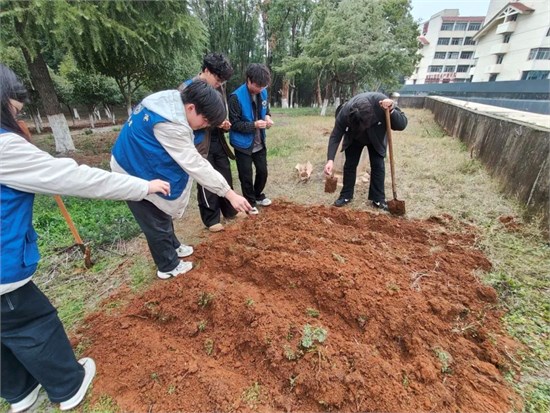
[388,199,406,216]
[324,176,338,193]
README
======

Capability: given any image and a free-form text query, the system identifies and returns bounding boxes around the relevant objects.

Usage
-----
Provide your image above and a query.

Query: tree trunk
[73,108,80,120]
[31,111,42,134]
[20,49,75,152]
[280,77,290,108]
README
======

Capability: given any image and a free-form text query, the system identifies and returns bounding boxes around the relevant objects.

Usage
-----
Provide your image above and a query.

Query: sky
[410,0,492,23]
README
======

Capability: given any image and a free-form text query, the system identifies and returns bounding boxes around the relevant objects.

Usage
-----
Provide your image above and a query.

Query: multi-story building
[472,0,550,81]
[406,9,485,85]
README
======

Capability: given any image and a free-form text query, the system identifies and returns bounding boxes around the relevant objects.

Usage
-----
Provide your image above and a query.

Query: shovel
[324,174,338,193]
[384,108,406,216]
[54,195,93,268]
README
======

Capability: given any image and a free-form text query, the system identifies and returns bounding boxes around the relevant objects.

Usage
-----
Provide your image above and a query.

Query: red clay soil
[77,201,522,413]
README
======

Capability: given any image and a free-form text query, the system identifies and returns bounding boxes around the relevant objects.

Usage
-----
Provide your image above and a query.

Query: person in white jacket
[111,80,251,280]
[0,65,170,412]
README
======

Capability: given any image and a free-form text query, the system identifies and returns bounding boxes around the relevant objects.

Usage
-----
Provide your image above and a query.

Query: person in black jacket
[324,92,408,210]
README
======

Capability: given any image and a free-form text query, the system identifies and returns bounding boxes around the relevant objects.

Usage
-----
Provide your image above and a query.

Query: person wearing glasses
[0,64,170,412]
[179,53,243,232]
[111,81,251,280]
[228,63,274,215]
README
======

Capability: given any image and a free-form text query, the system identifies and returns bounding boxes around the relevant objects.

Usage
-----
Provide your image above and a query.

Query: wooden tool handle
[54,195,84,245]
[384,108,398,200]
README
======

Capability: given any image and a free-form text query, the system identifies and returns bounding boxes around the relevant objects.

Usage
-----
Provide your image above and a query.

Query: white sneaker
[257,197,272,206]
[208,223,224,232]
[175,244,193,258]
[9,384,41,413]
[59,358,96,411]
[157,261,193,279]
[248,207,259,215]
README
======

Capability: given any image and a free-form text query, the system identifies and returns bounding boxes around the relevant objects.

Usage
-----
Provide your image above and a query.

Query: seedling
[197,320,207,332]
[167,384,176,395]
[433,346,453,374]
[204,338,214,355]
[306,308,320,318]
[245,298,255,307]
[198,292,214,308]
[283,345,298,361]
[242,382,261,405]
[300,324,328,349]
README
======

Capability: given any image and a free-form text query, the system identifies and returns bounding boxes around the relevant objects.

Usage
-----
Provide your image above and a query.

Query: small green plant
[245,298,255,307]
[204,338,214,355]
[387,282,400,292]
[283,345,298,361]
[402,371,410,388]
[167,384,176,395]
[151,372,160,382]
[84,128,93,135]
[289,374,299,390]
[112,126,121,132]
[242,382,261,405]
[198,292,214,308]
[197,320,207,332]
[433,346,453,374]
[306,307,320,318]
[357,315,368,329]
[300,324,328,349]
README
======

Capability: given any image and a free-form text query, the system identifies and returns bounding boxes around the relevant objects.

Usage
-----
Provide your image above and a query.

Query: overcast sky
[410,0,491,23]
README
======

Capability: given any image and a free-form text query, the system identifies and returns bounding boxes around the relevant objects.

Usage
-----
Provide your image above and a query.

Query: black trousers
[126,199,181,272]
[235,147,268,206]
[1,282,84,403]
[340,140,386,202]
[197,138,237,227]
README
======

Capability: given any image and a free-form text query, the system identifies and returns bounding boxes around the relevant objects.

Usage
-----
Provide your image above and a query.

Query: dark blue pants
[340,140,386,202]
[235,147,268,206]
[1,281,84,403]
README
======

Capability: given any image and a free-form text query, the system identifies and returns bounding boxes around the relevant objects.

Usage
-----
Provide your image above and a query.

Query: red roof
[417,35,429,45]
[511,2,535,12]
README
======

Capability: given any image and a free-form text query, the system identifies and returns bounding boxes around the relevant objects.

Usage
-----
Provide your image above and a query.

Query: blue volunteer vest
[0,128,41,284]
[112,104,189,200]
[182,78,206,146]
[229,84,268,150]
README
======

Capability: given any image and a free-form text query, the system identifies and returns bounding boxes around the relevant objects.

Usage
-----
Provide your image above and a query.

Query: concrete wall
[400,96,549,233]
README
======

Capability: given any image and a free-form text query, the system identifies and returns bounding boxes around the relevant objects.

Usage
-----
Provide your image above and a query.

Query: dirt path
[76,202,522,412]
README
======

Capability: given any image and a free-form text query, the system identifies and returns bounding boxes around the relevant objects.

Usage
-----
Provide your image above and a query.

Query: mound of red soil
[78,202,521,412]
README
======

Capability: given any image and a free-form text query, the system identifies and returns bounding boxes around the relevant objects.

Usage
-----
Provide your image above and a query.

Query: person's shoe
[256,197,272,207]
[208,223,224,232]
[9,384,41,413]
[372,200,389,211]
[235,211,248,219]
[175,244,193,258]
[59,358,96,411]
[157,261,193,280]
[333,197,352,207]
[248,207,259,215]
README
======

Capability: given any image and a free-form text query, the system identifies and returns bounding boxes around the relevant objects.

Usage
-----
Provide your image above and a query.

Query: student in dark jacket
[228,63,274,215]
[324,92,408,210]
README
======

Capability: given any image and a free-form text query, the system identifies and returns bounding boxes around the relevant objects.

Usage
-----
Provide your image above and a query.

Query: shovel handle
[54,195,84,245]
[384,108,398,200]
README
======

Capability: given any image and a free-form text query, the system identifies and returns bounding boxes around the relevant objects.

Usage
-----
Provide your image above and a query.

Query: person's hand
[379,99,394,111]
[148,179,170,196]
[219,119,231,131]
[254,120,267,129]
[265,115,274,129]
[225,189,252,212]
[324,160,334,176]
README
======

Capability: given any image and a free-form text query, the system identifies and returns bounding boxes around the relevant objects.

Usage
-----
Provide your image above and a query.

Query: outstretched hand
[148,179,170,196]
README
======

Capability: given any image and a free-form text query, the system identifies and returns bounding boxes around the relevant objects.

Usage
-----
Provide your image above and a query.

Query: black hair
[202,53,233,82]
[348,99,375,131]
[180,80,226,127]
[245,63,271,87]
[0,64,29,137]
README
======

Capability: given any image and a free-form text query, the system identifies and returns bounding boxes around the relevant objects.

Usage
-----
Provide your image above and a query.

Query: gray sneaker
[257,197,272,206]
[175,244,193,258]
[157,261,193,279]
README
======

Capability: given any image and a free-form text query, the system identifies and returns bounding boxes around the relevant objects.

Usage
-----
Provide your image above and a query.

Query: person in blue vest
[111,80,251,280]
[228,63,274,215]
[179,53,244,232]
[0,64,170,413]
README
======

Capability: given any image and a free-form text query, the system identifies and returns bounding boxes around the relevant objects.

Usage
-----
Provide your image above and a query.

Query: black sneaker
[372,200,389,211]
[334,198,352,207]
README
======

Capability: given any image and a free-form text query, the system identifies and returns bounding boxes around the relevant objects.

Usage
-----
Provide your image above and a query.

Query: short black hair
[0,64,29,137]
[202,53,233,82]
[246,63,271,87]
[180,80,226,127]
[348,100,375,131]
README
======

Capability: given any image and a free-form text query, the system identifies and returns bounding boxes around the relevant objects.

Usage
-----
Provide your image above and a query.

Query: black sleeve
[228,94,256,134]
[327,110,348,161]
[389,107,408,131]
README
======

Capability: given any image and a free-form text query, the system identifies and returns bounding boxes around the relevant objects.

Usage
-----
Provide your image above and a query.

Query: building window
[454,22,467,31]
[489,74,498,81]
[496,54,504,64]
[528,48,550,60]
[467,22,481,31]
[444,66,455,72]
[506,14,518,22]
[460,51,474,59]
[521,71,550,80]
[428,66,443,73]
[464,37,476,45]
[451,37,463,45]
[447,52,459,59]
[456,65,470,73]
[503,34,511,43]
[437,37,450,45]
[441,22,454,30]
[434,52,446,59]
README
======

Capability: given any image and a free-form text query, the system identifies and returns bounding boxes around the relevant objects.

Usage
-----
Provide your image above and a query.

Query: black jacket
[327,92,407,159]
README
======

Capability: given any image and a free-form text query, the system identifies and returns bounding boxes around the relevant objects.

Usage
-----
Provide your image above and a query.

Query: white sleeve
[0,133,149,200]
[154,122,230,197]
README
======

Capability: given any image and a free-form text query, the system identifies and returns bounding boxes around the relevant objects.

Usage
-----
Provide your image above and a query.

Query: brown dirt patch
[77,201,522,412]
